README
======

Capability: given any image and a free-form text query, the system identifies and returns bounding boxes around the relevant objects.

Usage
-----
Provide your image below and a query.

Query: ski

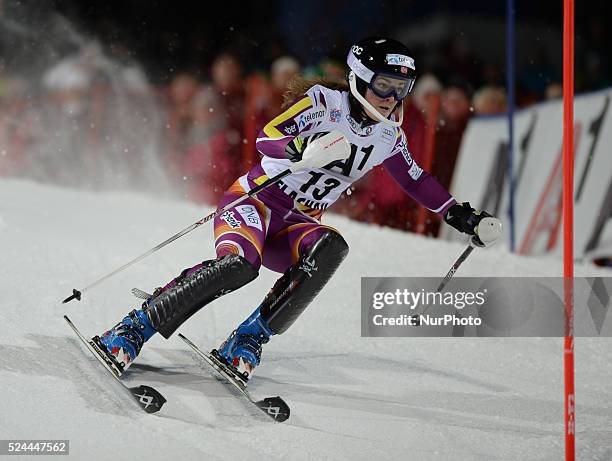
[178,333,290,422]
[64,315,166,414]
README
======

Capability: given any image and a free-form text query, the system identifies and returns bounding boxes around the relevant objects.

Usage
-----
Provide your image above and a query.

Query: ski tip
[62,289,82,304]
[129,385,167,414]
[255,397,290,422]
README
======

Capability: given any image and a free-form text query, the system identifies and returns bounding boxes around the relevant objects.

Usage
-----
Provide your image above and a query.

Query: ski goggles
[368,73,415,101]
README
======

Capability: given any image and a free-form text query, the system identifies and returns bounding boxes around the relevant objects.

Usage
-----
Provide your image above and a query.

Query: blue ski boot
[216,306,274,383]
[94,307,157,375]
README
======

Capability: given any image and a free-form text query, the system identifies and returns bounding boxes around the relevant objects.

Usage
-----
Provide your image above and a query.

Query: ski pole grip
[471,235,485,247]
[63,289,82,303]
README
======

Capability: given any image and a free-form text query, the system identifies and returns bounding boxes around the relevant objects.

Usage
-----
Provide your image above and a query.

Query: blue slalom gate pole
[506,0,516,251]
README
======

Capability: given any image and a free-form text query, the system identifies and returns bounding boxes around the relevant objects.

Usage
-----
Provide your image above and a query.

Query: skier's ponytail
[282,76,348,109]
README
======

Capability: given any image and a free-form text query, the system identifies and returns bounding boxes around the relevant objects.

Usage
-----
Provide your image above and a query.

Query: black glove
[444,202,492,236]
[284,132,329,162]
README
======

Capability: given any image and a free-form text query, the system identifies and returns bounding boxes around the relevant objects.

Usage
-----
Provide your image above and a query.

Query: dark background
[3,0,607,94]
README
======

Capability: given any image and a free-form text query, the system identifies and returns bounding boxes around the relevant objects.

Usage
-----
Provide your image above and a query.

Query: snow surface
[1,178,611,461]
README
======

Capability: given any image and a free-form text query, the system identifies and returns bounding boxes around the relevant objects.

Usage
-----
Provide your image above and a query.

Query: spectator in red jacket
[243,56,301,169]
[165,72,200,179]
[184,86,234,203]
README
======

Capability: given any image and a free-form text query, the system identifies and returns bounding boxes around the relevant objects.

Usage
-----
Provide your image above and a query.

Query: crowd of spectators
[0,45,572,236]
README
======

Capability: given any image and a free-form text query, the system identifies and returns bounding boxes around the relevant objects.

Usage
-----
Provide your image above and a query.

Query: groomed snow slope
[1,178,611,461]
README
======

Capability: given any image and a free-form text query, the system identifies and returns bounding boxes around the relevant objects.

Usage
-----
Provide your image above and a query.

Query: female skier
[95,37,500,383]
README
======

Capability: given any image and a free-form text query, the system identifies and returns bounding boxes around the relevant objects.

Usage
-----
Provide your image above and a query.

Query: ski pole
[62,131,351,304]
[435,237,479,292]
[412,236,480,320]
[414,216,502,320]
